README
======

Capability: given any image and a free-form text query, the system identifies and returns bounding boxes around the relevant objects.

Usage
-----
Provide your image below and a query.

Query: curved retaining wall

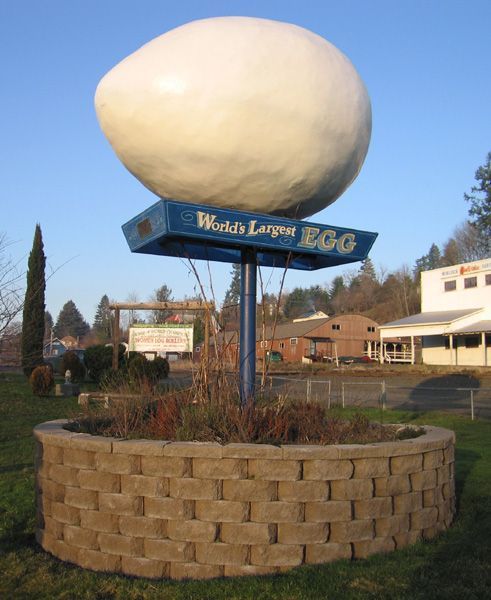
[34,421,456,579]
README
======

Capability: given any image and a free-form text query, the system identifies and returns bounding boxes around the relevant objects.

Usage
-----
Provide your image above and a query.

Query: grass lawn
[0,372,490,599]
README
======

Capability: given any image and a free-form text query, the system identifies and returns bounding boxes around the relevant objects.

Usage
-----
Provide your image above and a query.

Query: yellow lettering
[337,233,356,254]
[298,226,320,248]
[317,229,336,251]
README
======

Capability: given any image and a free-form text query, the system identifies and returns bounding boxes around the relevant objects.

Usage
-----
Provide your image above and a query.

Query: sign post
[239,248,257,405]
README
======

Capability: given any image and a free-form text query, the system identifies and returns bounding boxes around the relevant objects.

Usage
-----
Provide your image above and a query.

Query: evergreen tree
[44,310,53,341]
[93,294,113,341]
[413,243,442,278]
[53,300,90,339]
[151,284,173,323]
[21,224,46,376]
[223,264,241,307]
[330,275,345,298]
[360,258,377,280]
[464,151,491,255]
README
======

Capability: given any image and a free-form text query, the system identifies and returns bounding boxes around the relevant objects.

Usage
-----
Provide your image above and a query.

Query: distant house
[219,313,380,363]
[43,337,67,358]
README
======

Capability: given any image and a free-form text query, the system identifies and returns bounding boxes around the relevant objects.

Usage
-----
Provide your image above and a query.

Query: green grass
[0,372,490,599]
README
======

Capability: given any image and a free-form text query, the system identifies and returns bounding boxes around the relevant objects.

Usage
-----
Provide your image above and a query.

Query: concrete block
[375,514,409,537]
[248,459,301,481]
[423,449,444,470]
[121,474,169,497]
[221,522,276,544]
[50,501,80,525]
[43,445,64,464]
[353,537,395,559]
[411,469,437,491]
[250,543,304,566]
[374,475,411,497]
[352,458,390,479]
[50,464,79,487]
[95,453,140,475]
[423,489,436,507]
[393,492,422,515]
[64,487,98,510]
[170,477,220,500]
[164,441,223,458]
[195,500,249,523]
[119,516,166,539]
[98,532,144,556]
[305,542,352,564]
[78,469,120,493]
[145,497,194,520]
[63,448,96,470]
[78,548,121,572]
[330,479,373,501]
[278,522,328,544]
[193,457,247,480]
[354,497,393,520]
[99,493,143,516]
[281,444,339,460]
[224,564,279,576]
[167,519,218,542]
[195,542,248,565]
[303,459,353,480]
[70,433,113,453]
[113,439,168,456]
[330,519,374,543]
[390,454,423,475]
[63,525,98,550]
[223,443,282,459]
[410,507,438,530]
[144,538,194,562]
[278,480,328,502]
[40,479,65,502]
[394,530,421,549]
[80,509,120,533]
[121,556,167,578]
[304,500,351,523]
[51,539,81,565]
[43,516,65,539]
[223,479,277,501]
[141,456,192,477]
[251,501,303,523]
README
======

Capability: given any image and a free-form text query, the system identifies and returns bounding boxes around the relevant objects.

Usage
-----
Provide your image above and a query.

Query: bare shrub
[30,365,54,397]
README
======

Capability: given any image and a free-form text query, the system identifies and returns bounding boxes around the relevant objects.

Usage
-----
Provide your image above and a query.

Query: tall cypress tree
[21,224,46,376]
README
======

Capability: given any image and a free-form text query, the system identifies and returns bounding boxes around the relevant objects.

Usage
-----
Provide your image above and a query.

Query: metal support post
[239,248,257,406]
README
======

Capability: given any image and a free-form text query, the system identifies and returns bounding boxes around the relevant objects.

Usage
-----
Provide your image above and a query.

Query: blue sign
[122,199,377,271]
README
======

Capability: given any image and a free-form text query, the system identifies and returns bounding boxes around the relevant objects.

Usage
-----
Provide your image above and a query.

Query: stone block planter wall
[34,421,456,579]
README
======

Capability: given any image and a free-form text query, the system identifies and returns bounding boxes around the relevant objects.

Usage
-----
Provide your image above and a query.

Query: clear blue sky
[1,1,490,324]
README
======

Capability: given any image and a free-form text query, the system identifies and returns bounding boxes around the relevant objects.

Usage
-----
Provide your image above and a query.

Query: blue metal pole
[239,248,257,406]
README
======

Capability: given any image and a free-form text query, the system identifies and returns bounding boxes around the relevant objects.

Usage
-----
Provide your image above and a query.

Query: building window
[290,337,298,345]
[444,338,450,349]
[444,280,456,292]
[465,336,479,348]
[367,326,376,333]
[464,276,477,289]
[486,274,491,286]
[486,335,491,347]
[332,324,341,331]
[279,342,285,349]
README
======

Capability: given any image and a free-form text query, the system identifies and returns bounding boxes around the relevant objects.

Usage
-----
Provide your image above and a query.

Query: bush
[29,365,54,396]
[59,350,86,382]
[84,344,125,382]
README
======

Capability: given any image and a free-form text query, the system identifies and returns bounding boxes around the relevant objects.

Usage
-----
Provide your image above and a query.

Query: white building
[379,258,491,366]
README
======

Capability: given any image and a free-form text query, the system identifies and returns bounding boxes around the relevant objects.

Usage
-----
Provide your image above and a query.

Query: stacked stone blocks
[34,421,456,579]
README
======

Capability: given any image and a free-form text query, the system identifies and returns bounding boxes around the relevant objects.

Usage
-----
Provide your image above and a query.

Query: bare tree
[0,233,24,339]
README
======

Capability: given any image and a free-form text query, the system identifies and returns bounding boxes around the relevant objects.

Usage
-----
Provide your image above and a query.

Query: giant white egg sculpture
[95,16,371,219]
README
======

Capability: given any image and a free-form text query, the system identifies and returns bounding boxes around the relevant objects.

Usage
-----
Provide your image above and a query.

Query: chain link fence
[261,375,491,420]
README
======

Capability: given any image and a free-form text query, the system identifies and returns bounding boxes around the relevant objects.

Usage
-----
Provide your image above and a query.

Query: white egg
[95,16,371,219]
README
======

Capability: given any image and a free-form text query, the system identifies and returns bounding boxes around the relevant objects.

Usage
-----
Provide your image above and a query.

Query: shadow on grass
[405,446,490,599]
